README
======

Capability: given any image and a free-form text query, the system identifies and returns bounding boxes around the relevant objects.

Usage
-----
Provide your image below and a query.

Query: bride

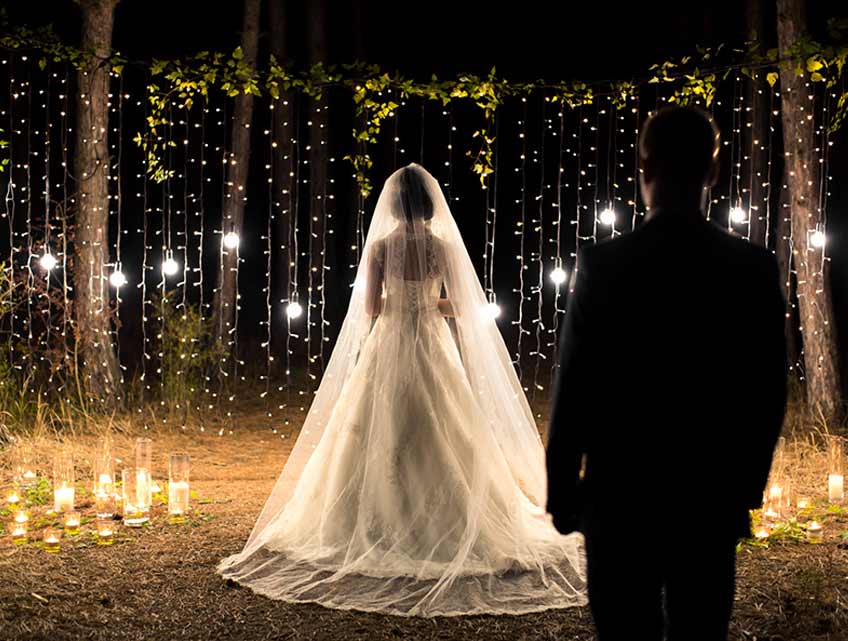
[218,164,586,617]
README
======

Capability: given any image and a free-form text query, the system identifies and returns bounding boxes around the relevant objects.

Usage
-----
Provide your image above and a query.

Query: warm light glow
[162,257,180,277]
[223,231,241,250]
[39,253,58,271]
[810,230,826,249]
[807,520,824,543]
[753,526,770,540]
[7,491,19,505]
[729,206,748,224]
[286,302,303,319]
[549,267,567,286]
[599,208,616,226]
[484,302,502,319]
[109,270,127,288]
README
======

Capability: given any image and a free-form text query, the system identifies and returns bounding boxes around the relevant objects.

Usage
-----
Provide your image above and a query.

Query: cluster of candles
[753,436,843,544]
[6,438,191,552]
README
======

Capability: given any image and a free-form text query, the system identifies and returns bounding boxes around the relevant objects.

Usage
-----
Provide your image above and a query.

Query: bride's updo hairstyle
[395,164,434,224]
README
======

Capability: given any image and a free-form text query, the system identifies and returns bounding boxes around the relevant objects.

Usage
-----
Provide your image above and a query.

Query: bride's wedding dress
[218,164,585,617]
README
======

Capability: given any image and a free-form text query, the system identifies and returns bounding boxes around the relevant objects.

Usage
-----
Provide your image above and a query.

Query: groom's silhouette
[546,106,787,641]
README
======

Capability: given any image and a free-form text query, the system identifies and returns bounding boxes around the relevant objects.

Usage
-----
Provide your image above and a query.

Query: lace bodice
[374,231,444,316]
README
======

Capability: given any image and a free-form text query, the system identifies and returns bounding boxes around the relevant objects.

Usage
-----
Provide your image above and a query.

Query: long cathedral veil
[219,164,585,616]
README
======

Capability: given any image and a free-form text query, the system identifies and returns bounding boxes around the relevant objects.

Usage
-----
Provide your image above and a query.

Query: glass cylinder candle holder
[63,511,81,535]
[827,436,844,504]
[53,451,75,513]
[96,518,115,545]
[122,467,150,527]
[753,523,771,541]
[797,496,812,510]
[95,491,116,519]
[14,509,29,528]
[168,453,190,523]
[807,520,824,543]
[94,439,114,496]
[12,444,38,488]
[42,528,62,553]
[11,522,27,545]
[6,489,20,507]
[134,438,153,509]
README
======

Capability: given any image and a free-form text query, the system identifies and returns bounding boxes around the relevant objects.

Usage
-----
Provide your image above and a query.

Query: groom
[546,106,787,641]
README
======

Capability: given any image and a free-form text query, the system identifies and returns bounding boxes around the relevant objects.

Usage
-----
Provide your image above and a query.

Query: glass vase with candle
[134,438,153,509]
[168,453,190,523]
[53,451,75,513]
[13,510,29,543]
[122,467,149,527]
[96,518,115,545]
[43,528,62,553]
[11,522,27,545]
[807,520,824,543]
[828,436,844,504]
[93,438,114,496]
[63,511,81,535]
[13,444,38,488]
[95,491,116,519]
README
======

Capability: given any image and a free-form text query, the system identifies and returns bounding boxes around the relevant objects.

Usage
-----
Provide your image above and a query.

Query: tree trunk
[212,0,261,350]
[746,0,769,247]
[777,0,842,424]
[74,0,121,408]
[269,0,293,360]
[306,0,329,375]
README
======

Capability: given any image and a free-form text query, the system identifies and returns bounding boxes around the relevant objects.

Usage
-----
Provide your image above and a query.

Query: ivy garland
[1,17,847,195]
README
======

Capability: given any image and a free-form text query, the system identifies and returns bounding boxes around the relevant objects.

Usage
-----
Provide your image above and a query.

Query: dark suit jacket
[546,209,787,540]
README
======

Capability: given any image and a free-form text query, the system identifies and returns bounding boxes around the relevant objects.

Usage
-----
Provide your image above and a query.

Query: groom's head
[638,106,720,213]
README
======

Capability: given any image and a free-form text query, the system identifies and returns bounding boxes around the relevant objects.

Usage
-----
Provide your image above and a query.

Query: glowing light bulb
[599,208,616,226]
[286,302,303,319]
[729,206,748,224]
[810,230,826,249]
[109,270,127,288]
[162,257,180,277]
[484,302,501,319]
[39,253,57,271]
[223,231,240,250]
[549,267,567,285]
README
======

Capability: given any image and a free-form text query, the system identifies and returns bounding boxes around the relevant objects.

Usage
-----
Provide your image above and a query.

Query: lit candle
[797,496,811,510]
[23,471,36,481]
[96,519,114,546]
[63,511,81,535]
[42,528,62,553]
[754,525,770,540]
[96,473,113,494]
[768,484,782,501]
[807,520,824,543]
[168,480,190,523]
[7,490,20,506]
[827,474,844,503]
[54,485,75,513]
[14,510,29,526]
[11,524,27,545]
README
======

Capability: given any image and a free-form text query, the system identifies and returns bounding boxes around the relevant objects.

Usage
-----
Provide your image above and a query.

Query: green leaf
[766,72,778,87]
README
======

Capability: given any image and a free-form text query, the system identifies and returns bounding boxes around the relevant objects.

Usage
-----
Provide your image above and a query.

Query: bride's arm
[364,244,384,316]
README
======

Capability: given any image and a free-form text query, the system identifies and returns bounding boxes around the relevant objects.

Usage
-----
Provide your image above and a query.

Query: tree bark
[306,0,329,374]
[776,0,842,424]
[74,0,121,407]
[213,0,261,349]
[269,0,293,360]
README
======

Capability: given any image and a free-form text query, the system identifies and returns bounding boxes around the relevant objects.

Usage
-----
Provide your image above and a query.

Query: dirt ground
[0,412,847,641]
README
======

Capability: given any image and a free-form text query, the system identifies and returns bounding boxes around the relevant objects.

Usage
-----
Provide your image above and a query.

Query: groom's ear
[639,156,652,183]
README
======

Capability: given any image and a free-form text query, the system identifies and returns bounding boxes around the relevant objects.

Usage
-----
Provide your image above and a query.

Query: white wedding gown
[219,165,586,617]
